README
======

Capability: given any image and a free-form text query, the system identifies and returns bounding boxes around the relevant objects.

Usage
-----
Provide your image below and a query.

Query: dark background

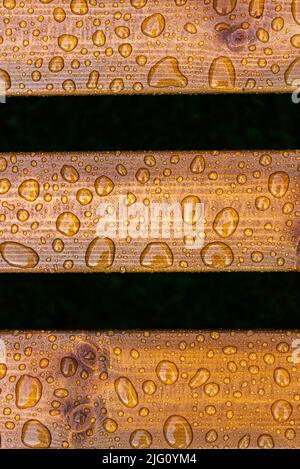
[0,94,298,330]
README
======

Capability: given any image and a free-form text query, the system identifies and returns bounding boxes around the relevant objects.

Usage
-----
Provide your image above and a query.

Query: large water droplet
[285,58,300,85]
[61,164,79,183]
[163,415,193,448]
[56,211,80,236]
[21,420,51,448]
[141,14,165,38]
[273,368,290,387]
[58,34,78,52]
[213,0,237,16]
[70,0,88,15]
[271,400,292,422]
[140,242,173,269]
[190,155,205,174]
[148,57,188,88]
[209,56,235,90]
[268,172,289,198]
[201,242,234,268]
[85,237,115,270]
[16,374,43,409]
[115,377,139,408]
[60,356,78,377]
[94,176,114,197]
[213,207,239,237]
[0,242,39,269]
[18,179,40,202]
[130,429,152,448]
[189,368,210,388]
[156,360,178,384]
[249,0,265,18]
[292,0,300,24]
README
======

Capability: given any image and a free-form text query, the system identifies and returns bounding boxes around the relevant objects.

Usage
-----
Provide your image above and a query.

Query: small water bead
[58,35,78,52]
[60,356,78,377]
[21,420,51,449]
[144,155,156,167]
[0,178,11,194]
[16,374,43,409]
[103,418,118,433]
[0,157,7,172]
[131,0,148,7]
[130,429,152,449]
[205,429,218,443]
[255,196,270,211]
[257,434,274,449]
[115,376,139,408]
[18,209,30,222]
[140,242,173,269]
[251,251,264,263]
[0,363,7,379]
[60,165,79,183]
[92,30,106,47]
[148,57,188,88]
[49,56,64,73]
[53,7,66,22]
[156,360,179,385]
[141,13,165,38]
[94,176,114,196]
[271,399,292,422]
[18,179,39,201]
[189,368,210,388]
[85,237,115,270]
[268,172,289,198]
[285,428,296,440]
[0,242,39,269]
[259,154,272,166]
[56,211,80,236]
[204,382,220,397]
[163,415,193,449]
[213,207,239,238]
[274,368,290,387]
[52,238,64,253]
[201,242,234,268]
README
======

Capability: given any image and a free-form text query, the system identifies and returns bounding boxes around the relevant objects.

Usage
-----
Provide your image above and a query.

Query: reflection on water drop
[115,376,138,408]
[163,415,193,448]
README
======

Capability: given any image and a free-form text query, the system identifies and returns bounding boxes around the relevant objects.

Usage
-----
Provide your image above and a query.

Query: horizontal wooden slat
[0,330,299,449]
[0,0,300,95]
[0,151,299,272]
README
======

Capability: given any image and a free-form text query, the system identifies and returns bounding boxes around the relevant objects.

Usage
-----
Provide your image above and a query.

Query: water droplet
[18,179,39,201]
[249,0,265,18]
[285,58,300,85]
[92,30,106,47]
[21,420,51,448]
[163,415,193,448]
[148,57,188,88]
[61,165,79,183]
[209,57,235,89]
[0,69,11,90]
[0,363,7,379]
[205,429,218,443]
[0,242,39,269]
[292,0,300,25]
[257,434,274,449]
[135,167,150,184]
[156,360,178,384]
[76,341,99,370]
[140,242,173,269]
[60,356,78,377]
[115,377,139,408]
[70,0,88,15]
[271,400,292,422]
[190,155,205,174]
[189,368,210,388]
[103,418,118,433]
[181,195,202,225]
[16,375,43,409]
[274,368,290,387]
[213,0,237,16]
[85,237,115,270]
[49,56,64,73]
[130,429,152,448]
[67,403,95,432]
[238,433,251,449]
[255,196,270,211]
[56,211,80,237]
[58,35,78,52]
[95,176,114,196]
[204,382,220,397]
[201,242,233,268]
[141,14,165,38]
[53,7,66,22]
[268,172,289,198]
[130,0,148,8]
[142,380,156,395]
[0,178,11,195]
[76,188,93,205]
[213,207,239,237]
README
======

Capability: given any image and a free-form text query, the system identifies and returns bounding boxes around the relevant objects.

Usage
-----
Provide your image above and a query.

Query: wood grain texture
[0,0,300,95]
[0,151,299,272]
[0,330,300,449]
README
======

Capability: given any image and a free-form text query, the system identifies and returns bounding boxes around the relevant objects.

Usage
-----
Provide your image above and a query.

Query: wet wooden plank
[0,151,298,272]
[0,0,300,96]
[0,330,299,449]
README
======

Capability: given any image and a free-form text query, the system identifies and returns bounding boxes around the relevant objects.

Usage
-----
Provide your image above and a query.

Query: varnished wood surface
[0,1,300,95]
[0,330,299,449]
[0,151,298,272]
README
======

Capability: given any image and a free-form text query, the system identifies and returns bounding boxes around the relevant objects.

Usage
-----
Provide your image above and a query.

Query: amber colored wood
[0,1,300,95]
[0,330,300,449]
[0,151,299,272]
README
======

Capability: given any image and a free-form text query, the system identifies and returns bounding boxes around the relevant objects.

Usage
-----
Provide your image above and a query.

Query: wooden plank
[0,0,300,95]
[0,330,299,449]
[0,151,298,272]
